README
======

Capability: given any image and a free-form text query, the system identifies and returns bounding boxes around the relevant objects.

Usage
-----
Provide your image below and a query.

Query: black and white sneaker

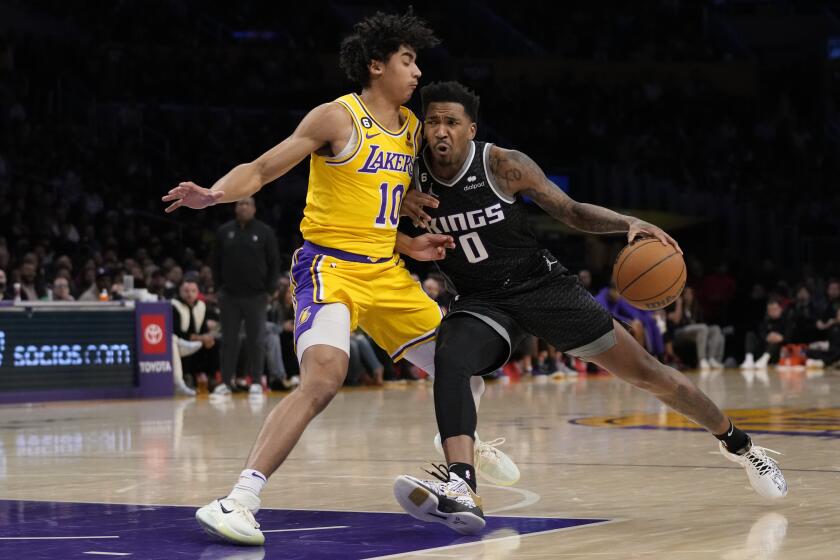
[720,438,787,499]
[393,464,486,535]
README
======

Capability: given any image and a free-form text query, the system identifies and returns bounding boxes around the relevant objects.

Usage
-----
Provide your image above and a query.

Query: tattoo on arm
[488,147,635,234]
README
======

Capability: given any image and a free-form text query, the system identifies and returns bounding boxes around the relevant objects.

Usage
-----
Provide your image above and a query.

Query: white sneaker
[433,433,521,486]
[552,362,576,378]
[700,358,711,371]
[806,359,825,369]
[740,353,755,370]
[196,498,265,546]
[213,384,232,396]
[394,467,485,535]
[175,378,196,397]
[754,353,771,369]
[709,358,724,370]
[475,437,520,486]
[719,440,787,499]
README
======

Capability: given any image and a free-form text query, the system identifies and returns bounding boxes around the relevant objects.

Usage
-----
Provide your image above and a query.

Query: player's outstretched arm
[163,103,351,212]
[487,146,681,252]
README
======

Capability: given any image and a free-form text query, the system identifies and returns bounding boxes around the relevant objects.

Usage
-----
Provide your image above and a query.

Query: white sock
[226,469,267,513]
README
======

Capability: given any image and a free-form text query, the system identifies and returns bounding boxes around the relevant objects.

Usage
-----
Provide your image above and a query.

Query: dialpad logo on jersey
[427,203,505,235]
[141,315,166,354]
[357,145,414,176]
[570,407,840,439]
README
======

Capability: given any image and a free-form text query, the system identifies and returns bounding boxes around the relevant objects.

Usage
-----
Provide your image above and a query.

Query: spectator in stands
[817,279,840,337]
[171,278,219,394]
[17,260,45,301]
[595,282,665,358]
[346,331,385,386]
[806,307,840,369]
[741,298,793,369]
[214,197,279,394]
[421,273,451,310]
[791,285,820,343]
[0,269,7,300]
[163,266,182,299]
[52,277,75,301]
[698,262,737,324]
[146,269,167,299]
[78,267,111,301]
[271,283,300,382]
[666,286,724,371]
[264,276,293,391]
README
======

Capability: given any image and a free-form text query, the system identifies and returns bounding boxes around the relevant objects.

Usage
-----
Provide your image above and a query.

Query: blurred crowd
[2,1,839,387]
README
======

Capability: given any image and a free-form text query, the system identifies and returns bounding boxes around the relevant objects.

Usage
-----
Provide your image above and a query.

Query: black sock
[714,419,751,454]
[448,463,477,492]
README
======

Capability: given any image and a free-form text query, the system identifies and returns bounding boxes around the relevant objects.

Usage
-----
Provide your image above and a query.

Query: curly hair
[339,8,439,88]
[420,81,480,122]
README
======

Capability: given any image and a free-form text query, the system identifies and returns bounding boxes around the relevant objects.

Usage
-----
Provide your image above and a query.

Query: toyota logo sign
[144,323,163,346]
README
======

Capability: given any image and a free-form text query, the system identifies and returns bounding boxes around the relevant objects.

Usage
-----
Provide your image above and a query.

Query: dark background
[1,0,839,351]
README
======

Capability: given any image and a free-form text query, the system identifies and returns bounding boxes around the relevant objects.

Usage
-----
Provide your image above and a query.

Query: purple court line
[0,499,611,560]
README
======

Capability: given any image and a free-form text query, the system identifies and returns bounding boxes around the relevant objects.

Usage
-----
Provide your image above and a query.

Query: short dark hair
[420,81,480,122]
[339,8,438,88]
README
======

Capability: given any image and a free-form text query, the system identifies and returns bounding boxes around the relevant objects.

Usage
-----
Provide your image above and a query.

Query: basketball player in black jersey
[392,82,787,535]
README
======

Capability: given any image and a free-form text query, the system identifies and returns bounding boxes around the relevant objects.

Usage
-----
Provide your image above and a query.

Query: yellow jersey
[300,93,422,258]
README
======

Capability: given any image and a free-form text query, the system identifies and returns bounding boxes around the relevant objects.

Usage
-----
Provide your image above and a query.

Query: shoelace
[422,462,450,483]
[744,446,782,476]
[476,437,506,460]
[225,501,260,529]
[420,463,472,500]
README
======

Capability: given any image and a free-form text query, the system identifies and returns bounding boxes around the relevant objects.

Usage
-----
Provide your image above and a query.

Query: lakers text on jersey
[301,93,423,259]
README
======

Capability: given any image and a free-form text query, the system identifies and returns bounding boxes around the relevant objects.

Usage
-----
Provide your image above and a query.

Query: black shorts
[442,254,616,372]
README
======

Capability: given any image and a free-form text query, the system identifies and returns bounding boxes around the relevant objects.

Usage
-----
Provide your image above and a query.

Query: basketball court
[1,368,836,559]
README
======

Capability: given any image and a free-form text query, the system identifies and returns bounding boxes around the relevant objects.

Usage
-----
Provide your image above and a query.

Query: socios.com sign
[0,310,138,393]
[0,330,131,368]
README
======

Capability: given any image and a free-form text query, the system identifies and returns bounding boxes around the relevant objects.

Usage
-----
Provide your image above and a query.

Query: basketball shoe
[433,433,520,486]
[196,498,265,546]
[719,439,787,499]
[394,465,486,535]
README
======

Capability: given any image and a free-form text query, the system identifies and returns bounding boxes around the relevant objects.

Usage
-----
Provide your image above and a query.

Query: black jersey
[415,141,545,296]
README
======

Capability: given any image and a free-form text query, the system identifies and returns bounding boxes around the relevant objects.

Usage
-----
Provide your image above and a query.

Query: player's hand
[401,189,438,228]
[162,181,225,213]
[408,233,455,261]
[628,219,683,254]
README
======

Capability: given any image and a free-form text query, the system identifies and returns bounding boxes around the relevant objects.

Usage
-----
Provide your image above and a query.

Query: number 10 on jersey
[374,182,405,228]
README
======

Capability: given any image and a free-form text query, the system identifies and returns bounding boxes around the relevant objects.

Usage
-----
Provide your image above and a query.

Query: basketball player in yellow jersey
[162,10,518,546]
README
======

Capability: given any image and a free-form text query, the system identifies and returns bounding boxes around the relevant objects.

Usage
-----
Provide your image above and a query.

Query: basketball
[612,238,686,310]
